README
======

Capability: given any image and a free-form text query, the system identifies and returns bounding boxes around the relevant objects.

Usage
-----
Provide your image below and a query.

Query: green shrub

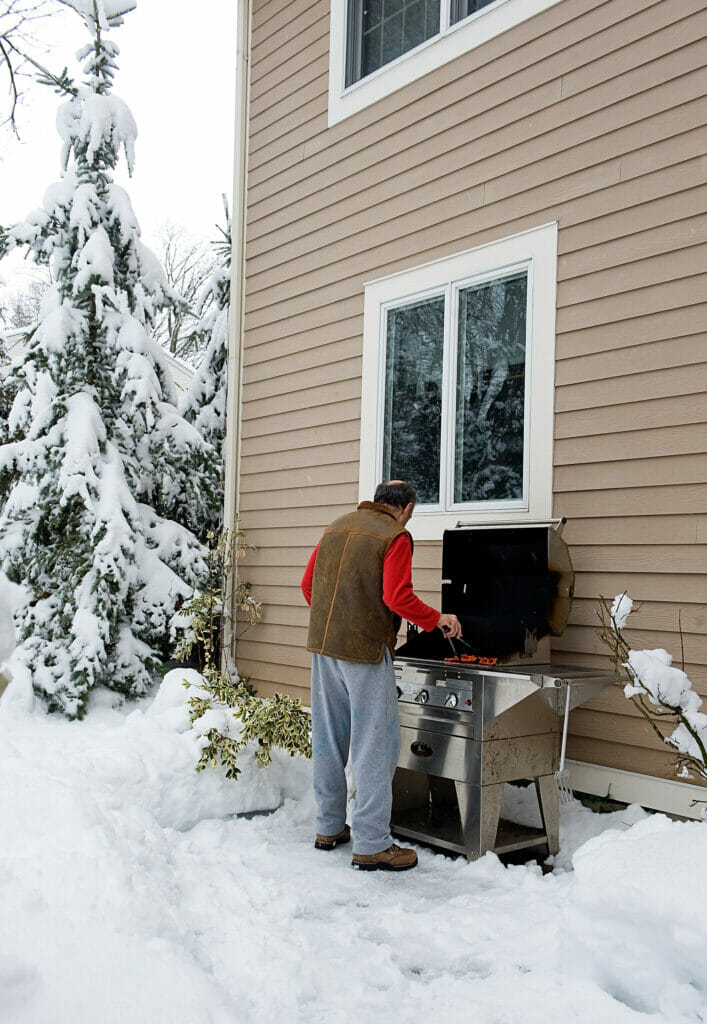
[176,526,311,779]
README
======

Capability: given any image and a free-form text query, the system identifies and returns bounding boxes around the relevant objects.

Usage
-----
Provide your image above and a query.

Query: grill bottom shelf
[391,768,559,861]
[391,804,548,858]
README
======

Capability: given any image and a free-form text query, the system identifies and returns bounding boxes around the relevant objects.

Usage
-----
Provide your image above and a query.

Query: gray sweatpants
[310,650,401,855]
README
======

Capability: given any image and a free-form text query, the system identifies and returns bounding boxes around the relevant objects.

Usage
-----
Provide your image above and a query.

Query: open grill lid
[395,519,575,663]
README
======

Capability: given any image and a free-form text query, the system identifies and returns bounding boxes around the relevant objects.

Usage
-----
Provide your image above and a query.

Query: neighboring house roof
[1,329,195,395]
[161,352,195,394]
[1,328,25,361]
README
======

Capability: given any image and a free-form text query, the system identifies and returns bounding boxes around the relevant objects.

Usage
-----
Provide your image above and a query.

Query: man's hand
[437,613,462,639]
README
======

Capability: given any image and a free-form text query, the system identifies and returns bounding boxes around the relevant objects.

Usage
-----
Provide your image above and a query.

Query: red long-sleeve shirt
[300,532,439,632]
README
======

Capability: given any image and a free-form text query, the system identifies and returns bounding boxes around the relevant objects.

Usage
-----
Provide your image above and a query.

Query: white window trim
[328,0,564,126]
[359,222,558,542]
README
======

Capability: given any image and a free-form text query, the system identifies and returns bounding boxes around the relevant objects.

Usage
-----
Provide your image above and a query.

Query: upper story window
[359,223,558,540]
[329,0,564,125]
[345,0,497,87]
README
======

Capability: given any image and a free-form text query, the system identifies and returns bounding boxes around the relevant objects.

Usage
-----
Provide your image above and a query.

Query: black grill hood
[395,520,575,663]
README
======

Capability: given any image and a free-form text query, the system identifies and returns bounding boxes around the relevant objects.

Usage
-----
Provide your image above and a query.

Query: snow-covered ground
[1,668,706,1024]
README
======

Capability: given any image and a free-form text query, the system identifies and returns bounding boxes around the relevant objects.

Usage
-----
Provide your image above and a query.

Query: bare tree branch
[0,266,51,327]
[0,0,63,135]
[153,223,218,365]
[596,596,707,783]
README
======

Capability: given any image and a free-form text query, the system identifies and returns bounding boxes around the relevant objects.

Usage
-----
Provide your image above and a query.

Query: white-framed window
[328,0,564,125]
[359,222,558,541]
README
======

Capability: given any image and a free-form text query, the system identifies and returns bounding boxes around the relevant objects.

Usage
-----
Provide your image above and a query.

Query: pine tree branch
[21,46,77,94]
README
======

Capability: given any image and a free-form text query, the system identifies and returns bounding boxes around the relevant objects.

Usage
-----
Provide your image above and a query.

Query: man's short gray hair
[374,481,417,509]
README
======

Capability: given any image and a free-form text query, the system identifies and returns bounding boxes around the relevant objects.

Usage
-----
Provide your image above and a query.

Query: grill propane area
[391,520,614,862]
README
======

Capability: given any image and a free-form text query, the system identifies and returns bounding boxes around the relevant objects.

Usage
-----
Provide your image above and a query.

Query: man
[300,480,462,872]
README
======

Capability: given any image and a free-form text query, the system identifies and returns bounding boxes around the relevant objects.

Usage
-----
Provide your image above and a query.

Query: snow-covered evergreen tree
[0,326,20,506]
[0,2,220,717]
[178,202,229,532]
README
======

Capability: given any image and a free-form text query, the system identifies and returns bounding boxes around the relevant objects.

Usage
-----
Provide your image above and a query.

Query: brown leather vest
[306,502,408,664]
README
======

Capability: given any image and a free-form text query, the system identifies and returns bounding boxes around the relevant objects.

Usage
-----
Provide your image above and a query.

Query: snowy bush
[186,676,312,781]
[175,528,311,780]
[0,6,221,717]
[598,594,707,784]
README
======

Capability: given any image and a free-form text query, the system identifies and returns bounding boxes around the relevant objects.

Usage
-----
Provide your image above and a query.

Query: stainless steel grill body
[390,521,614,860]
[391,659,613,860]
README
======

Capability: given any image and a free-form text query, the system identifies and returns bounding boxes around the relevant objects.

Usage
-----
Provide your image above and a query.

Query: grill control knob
[444,693,458,708]
[414,689,429,704]
[396,686,402,700]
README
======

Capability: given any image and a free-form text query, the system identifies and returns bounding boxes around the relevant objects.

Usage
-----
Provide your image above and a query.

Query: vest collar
[356,501,398,520]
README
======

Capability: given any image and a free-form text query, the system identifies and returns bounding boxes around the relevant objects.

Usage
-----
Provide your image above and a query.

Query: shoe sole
[351,859,418,871]
[314,835,350,851]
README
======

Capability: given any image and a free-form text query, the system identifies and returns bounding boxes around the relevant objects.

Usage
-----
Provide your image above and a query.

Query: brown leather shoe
[314,824,351,850]
[351,843,418,871]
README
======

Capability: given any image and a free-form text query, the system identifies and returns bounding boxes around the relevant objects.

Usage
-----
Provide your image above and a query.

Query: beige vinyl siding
[237,0,707,789]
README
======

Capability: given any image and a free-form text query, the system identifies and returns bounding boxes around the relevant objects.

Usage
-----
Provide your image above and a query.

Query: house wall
[236,0,707,790]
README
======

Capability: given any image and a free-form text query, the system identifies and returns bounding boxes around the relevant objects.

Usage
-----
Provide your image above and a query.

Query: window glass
[348,0,440,86]
[454,271,527,503]
[382,295,445,505]
[449,0,498,27]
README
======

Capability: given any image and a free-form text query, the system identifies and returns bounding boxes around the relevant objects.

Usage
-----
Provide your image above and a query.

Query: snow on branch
[57,0,135,30]
[597,594,707,785]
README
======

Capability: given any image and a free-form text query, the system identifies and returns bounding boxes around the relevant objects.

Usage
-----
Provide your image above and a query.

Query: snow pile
[1,672,706,1024]
[567,817,707,1021]
[0,667,308,829]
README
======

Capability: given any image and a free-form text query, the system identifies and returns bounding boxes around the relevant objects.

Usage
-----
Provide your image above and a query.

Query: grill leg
[455,780,504,861]
[535,773,560,855]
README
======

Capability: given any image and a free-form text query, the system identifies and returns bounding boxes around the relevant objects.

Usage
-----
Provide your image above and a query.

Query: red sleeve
[300,542,320,606]
[382,533,440,632]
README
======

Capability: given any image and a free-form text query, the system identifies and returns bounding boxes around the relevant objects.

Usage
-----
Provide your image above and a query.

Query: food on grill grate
[443,654,498,665]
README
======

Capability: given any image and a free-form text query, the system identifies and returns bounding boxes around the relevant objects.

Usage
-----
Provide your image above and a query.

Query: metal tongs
[446,635,474,658]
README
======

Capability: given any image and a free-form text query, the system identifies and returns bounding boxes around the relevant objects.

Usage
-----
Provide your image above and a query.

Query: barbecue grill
[391,519,613,861]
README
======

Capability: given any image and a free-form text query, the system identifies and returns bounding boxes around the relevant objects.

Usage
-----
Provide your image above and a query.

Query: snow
[73,226,116,291]
[1,671,706,1024]
[60,0,137,31]
[0,574,16,664]
[610,593,633,631]
[626,649,698,711]
[79,92,138,174]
